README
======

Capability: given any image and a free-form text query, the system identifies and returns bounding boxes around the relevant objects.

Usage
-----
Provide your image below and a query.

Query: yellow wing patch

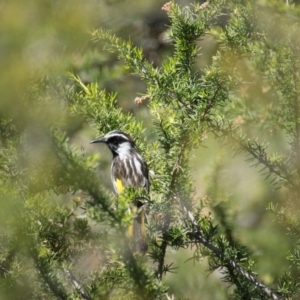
[115,178,125,194]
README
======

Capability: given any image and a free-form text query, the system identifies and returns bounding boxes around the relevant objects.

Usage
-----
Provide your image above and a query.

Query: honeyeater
[91,130,149,254]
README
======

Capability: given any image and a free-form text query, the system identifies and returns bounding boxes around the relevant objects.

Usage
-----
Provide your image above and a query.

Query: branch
[201,81,222,121]
[0,263,8,276]
[156,131,188,281]
[212,123,298,189]
[63,269,91,300]
[157,240,168,281]
[177,199,282,300]
[31,251,69,300]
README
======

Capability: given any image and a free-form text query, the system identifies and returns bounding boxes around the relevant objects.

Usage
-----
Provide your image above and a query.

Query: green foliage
[1,0,300,299]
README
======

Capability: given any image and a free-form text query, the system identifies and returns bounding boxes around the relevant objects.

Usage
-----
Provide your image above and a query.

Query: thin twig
[156,133,187,281]
[211,124,298,189]
[201,82,222,121]
[63,269,91,300]
[31,250,69,300]
[157,240,168,281]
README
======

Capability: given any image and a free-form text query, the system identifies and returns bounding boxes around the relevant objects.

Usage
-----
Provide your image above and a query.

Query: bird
[90,130,149,254]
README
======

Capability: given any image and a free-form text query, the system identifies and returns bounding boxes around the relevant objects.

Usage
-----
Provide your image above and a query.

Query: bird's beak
[90,137,106,144]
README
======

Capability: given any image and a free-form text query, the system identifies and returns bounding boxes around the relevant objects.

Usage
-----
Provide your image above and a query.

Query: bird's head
[90,130,135,157]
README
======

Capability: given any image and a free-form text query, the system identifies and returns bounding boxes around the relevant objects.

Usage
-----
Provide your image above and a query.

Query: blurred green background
[0,0,297,298]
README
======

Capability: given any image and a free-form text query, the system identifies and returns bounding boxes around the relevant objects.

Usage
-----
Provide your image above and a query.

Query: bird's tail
[127,203,147,254]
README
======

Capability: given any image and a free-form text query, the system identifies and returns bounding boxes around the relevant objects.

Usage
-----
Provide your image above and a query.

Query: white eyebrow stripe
[106,133,129,140]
